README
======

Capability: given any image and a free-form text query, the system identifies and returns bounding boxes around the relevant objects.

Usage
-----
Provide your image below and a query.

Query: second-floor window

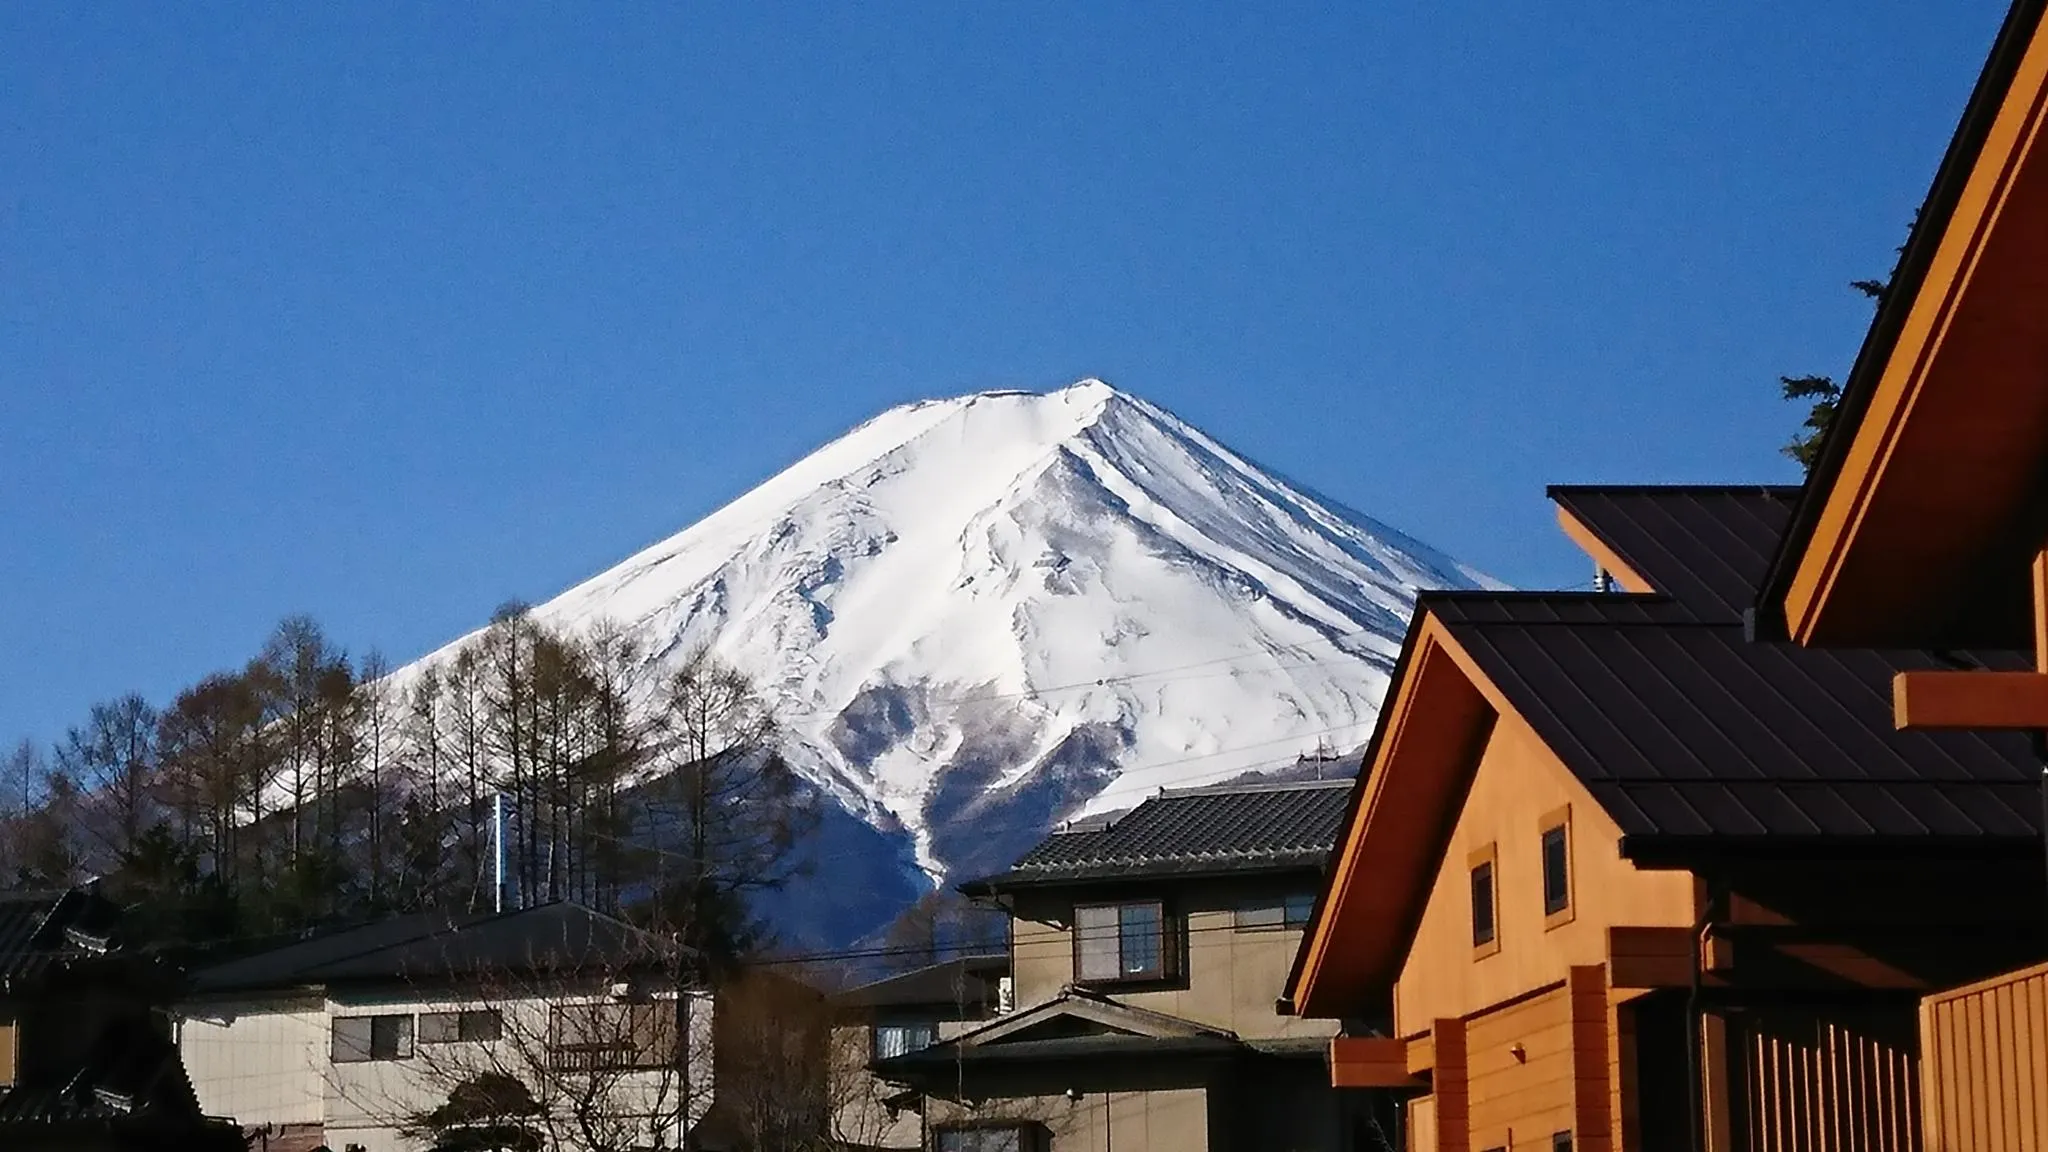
[1075,901,1170,983]
[420,1009,504,1044]
[1237,892,1316,931]
[872,1021,939,1060]
[936,1124,1046,1152]
[1469,845,1498,956]
[332,1013,413,1063]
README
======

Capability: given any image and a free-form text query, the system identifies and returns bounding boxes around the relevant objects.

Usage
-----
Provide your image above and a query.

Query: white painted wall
[179,984,716,1152]
[178,994,327,1126]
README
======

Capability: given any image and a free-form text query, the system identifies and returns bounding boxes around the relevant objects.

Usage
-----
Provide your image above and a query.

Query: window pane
[331,1017,373,1064]
[1237,903,1282,930]
[460,1010,503,1042]
[1119,904,1161,977]
[1552,1132,1573,1152]
[874,1022,938,1060]
[1471,861,1495,946]
[370,1014,413,1060]
[939,1129,1023,1152]
[419,1012,460,1045]
[1284,892,1315,927]
[1076,905,1120,981]
[1542,826,1570,915]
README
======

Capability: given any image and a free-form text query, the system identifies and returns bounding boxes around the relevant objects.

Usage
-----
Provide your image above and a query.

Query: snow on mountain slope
[393,380,1498,917]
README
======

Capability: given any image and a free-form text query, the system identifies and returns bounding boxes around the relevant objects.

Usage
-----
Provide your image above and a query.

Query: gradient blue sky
[1,3,2009,748]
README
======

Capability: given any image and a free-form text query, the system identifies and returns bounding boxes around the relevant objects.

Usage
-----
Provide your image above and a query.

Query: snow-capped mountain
[394,380,1496,939]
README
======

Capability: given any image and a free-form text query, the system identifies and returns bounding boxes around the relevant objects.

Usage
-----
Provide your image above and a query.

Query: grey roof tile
[964,780,1349,891]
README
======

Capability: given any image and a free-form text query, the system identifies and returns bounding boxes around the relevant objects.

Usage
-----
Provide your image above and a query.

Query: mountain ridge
[387,379,1497,941]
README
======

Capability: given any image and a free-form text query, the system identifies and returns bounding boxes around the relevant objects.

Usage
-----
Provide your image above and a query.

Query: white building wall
[180,984,716,1152]
[178,994,327,1126]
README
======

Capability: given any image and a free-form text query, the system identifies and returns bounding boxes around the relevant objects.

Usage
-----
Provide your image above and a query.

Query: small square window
[1552,1132,1574,1152]
[1470,858,1496,949]
[421,1009,503,1044]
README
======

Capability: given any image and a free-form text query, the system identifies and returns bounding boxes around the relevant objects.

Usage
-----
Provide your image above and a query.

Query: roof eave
[1759,0,2048,640]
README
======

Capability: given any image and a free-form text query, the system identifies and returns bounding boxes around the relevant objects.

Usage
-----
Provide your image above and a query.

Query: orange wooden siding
[1392,711,1693,1034]
[1920,959,2048,1151]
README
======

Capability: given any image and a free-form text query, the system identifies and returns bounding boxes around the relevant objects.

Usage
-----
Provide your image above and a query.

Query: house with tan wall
[1748,0,2048,1142]
[876,779,1395,1152]
[829,954,1009,1149]
[1286,486,2048,1151]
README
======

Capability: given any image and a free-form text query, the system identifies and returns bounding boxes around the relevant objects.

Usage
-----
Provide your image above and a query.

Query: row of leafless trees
[1,606,818,959]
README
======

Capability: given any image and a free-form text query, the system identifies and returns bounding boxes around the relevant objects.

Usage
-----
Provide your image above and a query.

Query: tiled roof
[189,902,685,994]
[962,780,1349,892]
[832,954,1008,1011]
[1549,485,1799,621]
[1428,590,2042,848]
[0,889,123,983]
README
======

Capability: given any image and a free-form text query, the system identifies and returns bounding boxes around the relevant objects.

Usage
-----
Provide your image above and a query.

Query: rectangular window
[1469,844,1498,956]
[1236,893,1317,931]
[1552,1133,1574,1152]
[1542,823,1570,917]
[1074,901,1171,983]
[332,1014,413,1063]
[936,1126,1041,1152]
[872,1022,939,1060]
[550,1002,680,1072]
[420,1009,504,1045]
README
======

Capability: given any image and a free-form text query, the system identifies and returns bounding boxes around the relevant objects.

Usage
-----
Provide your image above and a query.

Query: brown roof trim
[1757,0,2048,636]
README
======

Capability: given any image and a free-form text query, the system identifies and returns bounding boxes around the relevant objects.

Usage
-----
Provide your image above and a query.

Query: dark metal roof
[1758,0,2048,631]
[962,780,1350,893]
[832,954,1008,1011]
[188,902,683,994]
[1427,590,2042,849]
[1550,486,1799,621]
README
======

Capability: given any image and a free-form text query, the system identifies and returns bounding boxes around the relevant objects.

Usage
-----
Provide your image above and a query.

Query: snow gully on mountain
[384,380,1499,931]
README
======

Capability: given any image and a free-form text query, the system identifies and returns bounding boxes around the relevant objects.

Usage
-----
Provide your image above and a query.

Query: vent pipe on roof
[1594,566,1613,594]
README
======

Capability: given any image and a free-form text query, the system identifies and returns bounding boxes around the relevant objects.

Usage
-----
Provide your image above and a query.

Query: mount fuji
[392,380,1498,943]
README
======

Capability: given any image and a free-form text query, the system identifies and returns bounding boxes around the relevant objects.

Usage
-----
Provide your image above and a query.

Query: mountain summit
[396,380,1495,931]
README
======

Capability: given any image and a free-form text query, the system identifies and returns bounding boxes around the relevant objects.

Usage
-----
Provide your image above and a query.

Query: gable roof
[188,902,682,995]
[1760,0,2048,647]
[1291,485,2044,1016]
[832,954,1008,1012]
[1550,485,1799,621]
[872,989,1242,1076]
[960,780,1350,895]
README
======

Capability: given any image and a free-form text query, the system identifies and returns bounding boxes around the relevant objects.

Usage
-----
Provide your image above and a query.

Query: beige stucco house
[877,779,1394,1152]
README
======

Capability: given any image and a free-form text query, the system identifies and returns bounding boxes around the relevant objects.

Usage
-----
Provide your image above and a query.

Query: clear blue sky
[0,3,2007,749]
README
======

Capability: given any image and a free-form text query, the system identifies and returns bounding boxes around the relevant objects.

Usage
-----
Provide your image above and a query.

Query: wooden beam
[1329,1036,1422,1089]
[2033,547,2048,671]
[1893,670,2048,729]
